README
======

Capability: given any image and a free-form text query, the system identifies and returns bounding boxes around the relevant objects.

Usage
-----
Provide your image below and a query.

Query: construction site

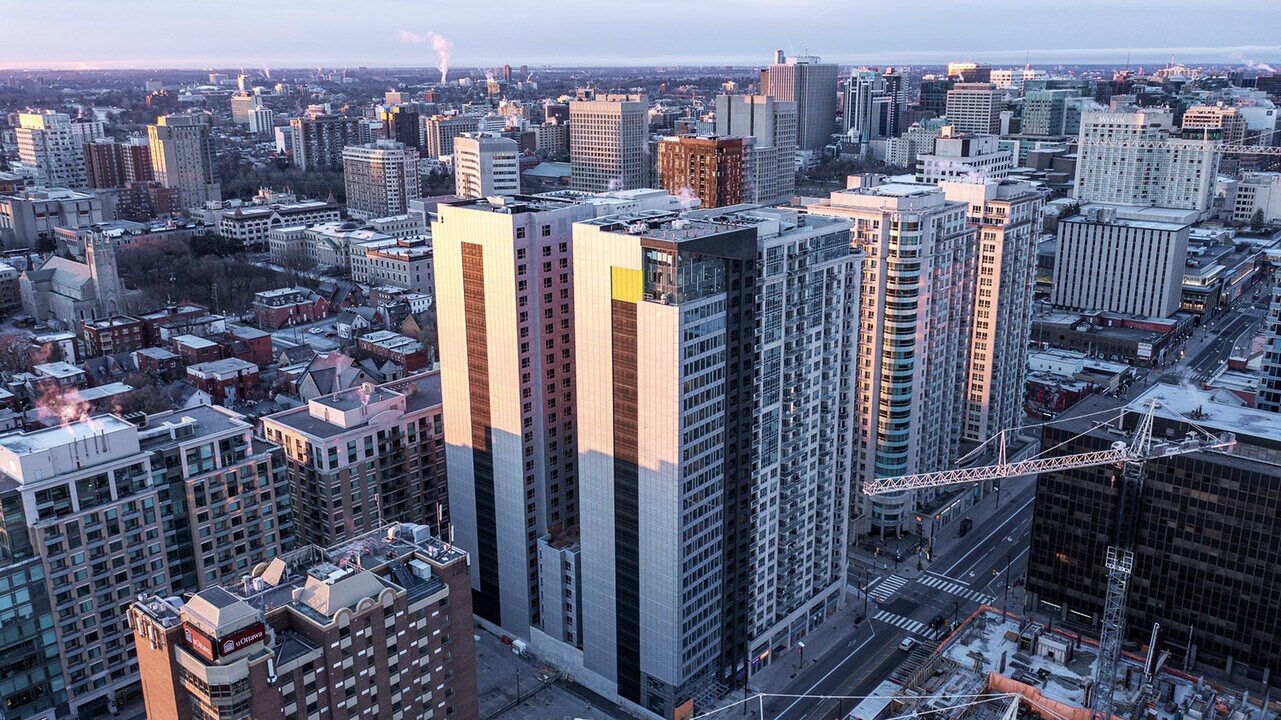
[851,607,1274,720]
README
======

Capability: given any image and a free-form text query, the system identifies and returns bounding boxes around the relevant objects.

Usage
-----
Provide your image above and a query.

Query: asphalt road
[1161,280,1272,385]
[766,275,1274,719]
[767,479,1038,720]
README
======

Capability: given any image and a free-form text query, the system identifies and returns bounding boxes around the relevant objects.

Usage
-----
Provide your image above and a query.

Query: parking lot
[269,316,342,354]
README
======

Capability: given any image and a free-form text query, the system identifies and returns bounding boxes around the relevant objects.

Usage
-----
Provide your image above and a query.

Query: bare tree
[277,246,318,285]
[0,332,35,375]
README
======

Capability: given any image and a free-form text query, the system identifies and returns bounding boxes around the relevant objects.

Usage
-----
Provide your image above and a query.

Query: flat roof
[254,287,307,298]
[173,334,219,349]
[33,361,84,379]
[135,347,178,359]
[0,414,136,456]
[77,382,133,402]
[188,357,259,374]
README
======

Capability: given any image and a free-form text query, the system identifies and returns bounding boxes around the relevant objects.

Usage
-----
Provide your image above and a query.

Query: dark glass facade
[1027,397,1281,681]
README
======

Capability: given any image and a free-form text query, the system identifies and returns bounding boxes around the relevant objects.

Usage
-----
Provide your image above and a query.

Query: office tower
[1021,89,1081,135]
[434,195,599,634]
[425,113,482,159]
[843,69,889,142]
[148,113,221,209]
[1181,105,1248,143]
[882,68,906,137]
[1226,172,1281,225]
[0,526,64,719]
[1027,385,1281,678]
[453,132,521,199]
[946,62,992,83]
[342,141,421,220]
[533,121,570,158]
[656,134,750,208]
[236,72,251,91]
[945,83,1004,134]
[84,138,135,189]
[807,181,974,537]
[0,407,291,718]
[247,105,274,136]
[914,129,1014,183]
[568,90,649,192]
[714,94,797,205]
[384,104,423,149]
[939,179,1046,443]
[567,205,857,715]
[544,103,569,125]
[130,523,479,720]
[502,64,512,82]
[990,68,1043,92]
[1074,110,1219,211]
[16,110,103,188]
[918,77,955,117]
[1052,205,1190,318]
[83,136,153,188]
[884,118,948,168]
[290,114,361,171]
[230,92,260,125]
[261,372,448,547]
[1,187,104,248]
[1260,285,1281,412]
[760,54,839,151]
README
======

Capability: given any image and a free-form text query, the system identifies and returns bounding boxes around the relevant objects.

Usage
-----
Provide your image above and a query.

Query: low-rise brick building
[356,330,428,372]
[252,287,328,330]
[172,334,226,365]
[186,357,260,405]
[82,315,146,357]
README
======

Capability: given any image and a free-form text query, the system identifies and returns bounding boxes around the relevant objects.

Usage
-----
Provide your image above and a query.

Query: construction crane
[1075,137,1281,157]
[864,398,1236,719]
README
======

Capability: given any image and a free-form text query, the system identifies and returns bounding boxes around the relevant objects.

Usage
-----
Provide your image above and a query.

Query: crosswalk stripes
[872,609,928,635]
[921,572,996,605]
[865,574,909,601]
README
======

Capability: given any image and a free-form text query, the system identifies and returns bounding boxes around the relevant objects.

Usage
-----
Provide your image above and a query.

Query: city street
[763,477,1038,720]
[1160,275,1273,385]
[759,274,1277,719]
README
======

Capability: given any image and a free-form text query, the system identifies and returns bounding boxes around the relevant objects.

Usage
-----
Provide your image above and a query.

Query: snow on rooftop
[0,414,137,457]
[33,361,84,379]
[1133,383,1281,443]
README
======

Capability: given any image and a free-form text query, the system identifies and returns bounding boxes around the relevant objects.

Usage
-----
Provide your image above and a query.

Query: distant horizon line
[1,43,1278,73]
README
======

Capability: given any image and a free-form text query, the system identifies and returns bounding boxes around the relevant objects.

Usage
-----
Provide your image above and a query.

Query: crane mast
[863,398,1235,718]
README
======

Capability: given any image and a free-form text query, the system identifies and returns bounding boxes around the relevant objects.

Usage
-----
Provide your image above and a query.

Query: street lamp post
[1003,551,1013,616]
[797,642,805,669]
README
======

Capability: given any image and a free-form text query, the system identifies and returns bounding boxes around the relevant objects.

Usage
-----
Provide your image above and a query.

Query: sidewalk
[746,601,866,698]
[847,437,1040,586]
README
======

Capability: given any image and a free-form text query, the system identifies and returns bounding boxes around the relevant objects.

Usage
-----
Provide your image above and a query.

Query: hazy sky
[4,0,1281,70]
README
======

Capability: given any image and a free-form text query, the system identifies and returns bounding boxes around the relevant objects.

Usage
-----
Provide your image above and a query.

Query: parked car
[958,518,973,536]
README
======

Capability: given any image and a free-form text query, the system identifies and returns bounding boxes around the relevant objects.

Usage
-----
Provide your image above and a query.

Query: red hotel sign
[183,622,266,662]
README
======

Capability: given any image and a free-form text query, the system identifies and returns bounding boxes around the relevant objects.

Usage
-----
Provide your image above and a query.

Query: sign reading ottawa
[183,622,266,662]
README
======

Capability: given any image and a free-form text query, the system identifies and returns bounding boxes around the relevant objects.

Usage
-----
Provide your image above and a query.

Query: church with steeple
[20,224,140,329]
